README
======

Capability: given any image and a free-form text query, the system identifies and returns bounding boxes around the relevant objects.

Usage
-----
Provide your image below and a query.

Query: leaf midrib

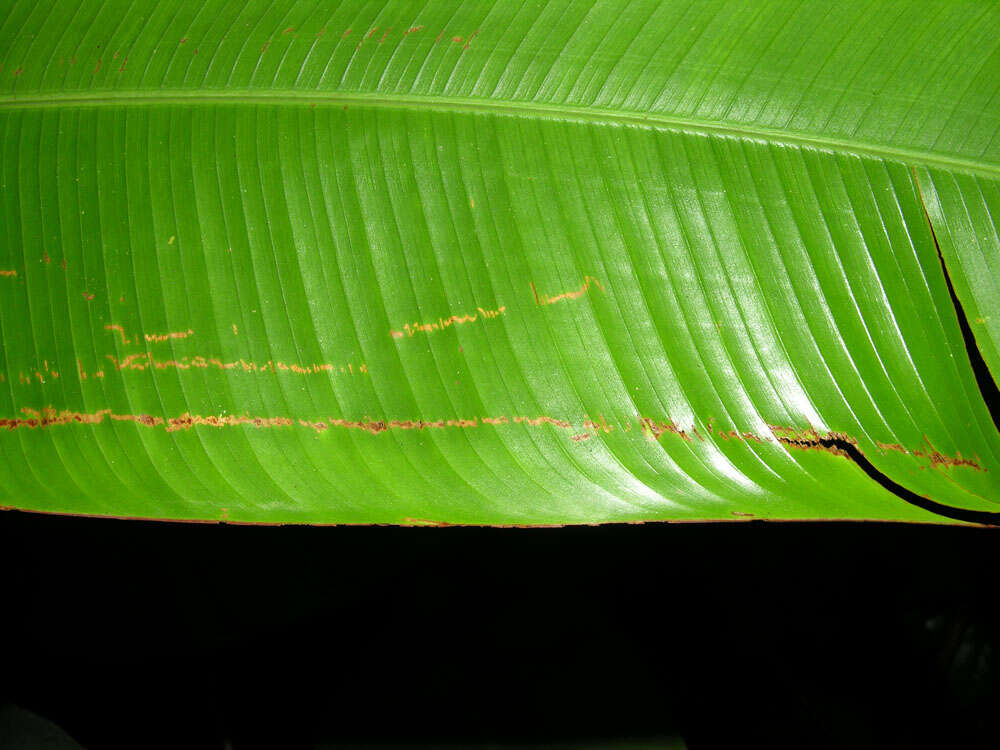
[1,88,997,179]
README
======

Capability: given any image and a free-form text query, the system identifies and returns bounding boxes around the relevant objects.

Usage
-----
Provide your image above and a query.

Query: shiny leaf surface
[2,0,999,525]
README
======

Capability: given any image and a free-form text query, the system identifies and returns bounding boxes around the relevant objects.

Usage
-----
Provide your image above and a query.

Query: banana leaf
[2,0,999,526]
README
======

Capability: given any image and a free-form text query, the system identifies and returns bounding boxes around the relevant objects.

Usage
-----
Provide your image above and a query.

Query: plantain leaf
[2,0,999,525]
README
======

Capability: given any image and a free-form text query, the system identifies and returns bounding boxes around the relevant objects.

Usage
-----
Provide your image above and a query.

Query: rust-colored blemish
[514,415,572,429]
[144,328,194,344]
[15,359,61,385]
[165,413,295,432]
[97,352,366,378]
[82,291,94,301]
[639,417,693,442]
[531,276,605,307]
[877,441,906,453]
[768,425,855,451]
[583,415,615,434]
[329,417,388,434]
[405,25,424,35]
[0,397,984,477]
[104,324,129,345]
[402,518,453,527]
[776,433,849,457]
[391,305,505,338]
[911,436,982,471]
[104,324,194,345]
[4,407,162,431]
[0,269,17,277]
[299,419,328,432]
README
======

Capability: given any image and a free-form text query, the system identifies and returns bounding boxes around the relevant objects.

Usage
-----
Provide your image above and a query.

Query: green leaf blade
[2,1,999,525]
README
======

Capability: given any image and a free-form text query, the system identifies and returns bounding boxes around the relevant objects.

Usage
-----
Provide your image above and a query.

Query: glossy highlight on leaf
[1,0,999,525]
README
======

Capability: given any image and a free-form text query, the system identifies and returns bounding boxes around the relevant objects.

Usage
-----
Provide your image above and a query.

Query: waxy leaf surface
[2,0,1000,525]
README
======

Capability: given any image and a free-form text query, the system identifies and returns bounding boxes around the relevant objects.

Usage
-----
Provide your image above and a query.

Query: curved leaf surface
[1,0,999,525]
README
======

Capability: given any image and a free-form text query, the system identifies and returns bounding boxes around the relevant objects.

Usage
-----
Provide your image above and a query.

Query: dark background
[1,512,998,749]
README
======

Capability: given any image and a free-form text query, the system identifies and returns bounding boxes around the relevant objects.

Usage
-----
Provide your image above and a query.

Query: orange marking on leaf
[393,304,505,339]
[104,324,130,345]
[532,275,605,307]
[877,441,906,453]
[143,328,194,343]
